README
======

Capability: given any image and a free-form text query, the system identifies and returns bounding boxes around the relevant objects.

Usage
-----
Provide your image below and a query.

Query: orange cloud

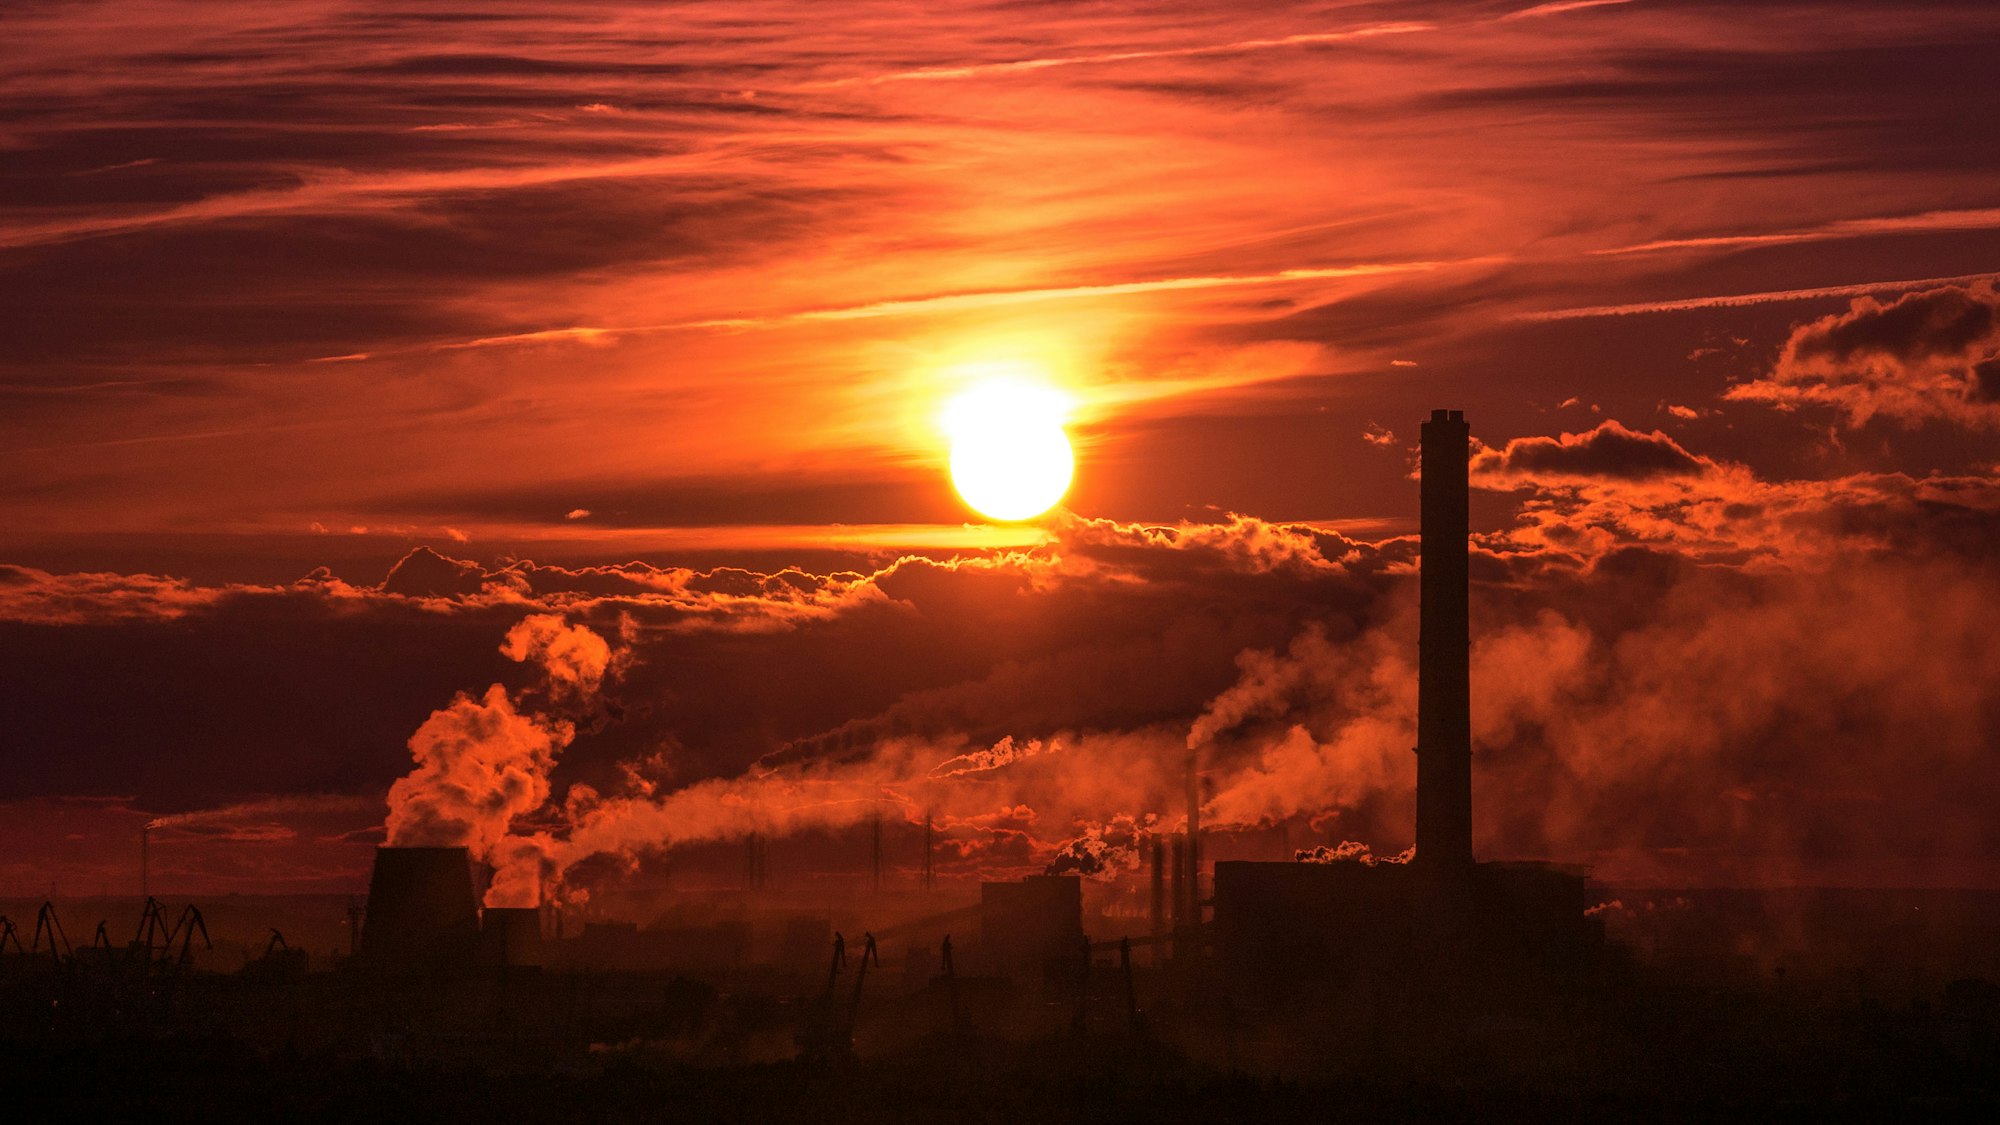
[1727,283,2000,429]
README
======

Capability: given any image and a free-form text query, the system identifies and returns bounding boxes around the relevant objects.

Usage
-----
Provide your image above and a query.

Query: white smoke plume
[1044,815,1152,882]
[500,612,613,700]
[929,735,1062,779]
[383,614,616,907]
[384,685,572,856]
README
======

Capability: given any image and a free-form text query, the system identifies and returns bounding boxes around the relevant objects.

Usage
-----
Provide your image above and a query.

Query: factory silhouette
[347,407,1591,1009]
[3,411,1995,1115]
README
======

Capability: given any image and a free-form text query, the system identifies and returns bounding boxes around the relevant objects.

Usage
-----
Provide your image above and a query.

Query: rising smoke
[209,456,2000,900]
[383,614,616,907]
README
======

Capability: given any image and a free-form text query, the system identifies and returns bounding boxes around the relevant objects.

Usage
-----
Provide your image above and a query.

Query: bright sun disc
[943,378,1075,521]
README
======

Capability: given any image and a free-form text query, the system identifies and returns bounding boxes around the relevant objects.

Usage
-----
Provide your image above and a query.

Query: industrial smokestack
[1417,408,1474,871]
[358,846,479,970]
[1184,746,1201,922]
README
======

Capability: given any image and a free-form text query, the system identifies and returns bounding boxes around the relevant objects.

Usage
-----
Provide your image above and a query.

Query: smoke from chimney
[383,614,615,908]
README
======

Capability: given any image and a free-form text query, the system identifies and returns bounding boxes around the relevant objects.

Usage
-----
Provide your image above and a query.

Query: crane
[133,895,174,963]
[168,904,210,967]
[843,931,879,1051]
[31,902,70,966]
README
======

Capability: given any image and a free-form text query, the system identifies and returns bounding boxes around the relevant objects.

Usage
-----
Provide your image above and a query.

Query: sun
[942,375,1075,521]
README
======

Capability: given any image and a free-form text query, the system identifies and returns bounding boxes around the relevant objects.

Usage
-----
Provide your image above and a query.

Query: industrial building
[2,408,1606,1054]
[327,408,1597,1012]
[1209,410,1601,1000]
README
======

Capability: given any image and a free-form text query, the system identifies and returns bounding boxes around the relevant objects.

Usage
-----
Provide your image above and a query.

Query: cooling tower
[478,906,545,969]
[1417,409,1474,871]
[358,846,479,969]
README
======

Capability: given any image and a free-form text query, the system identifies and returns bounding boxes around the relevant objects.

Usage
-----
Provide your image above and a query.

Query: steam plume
[382,614,615,907]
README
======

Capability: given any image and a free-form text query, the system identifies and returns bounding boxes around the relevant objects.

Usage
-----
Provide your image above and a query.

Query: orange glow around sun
[941,371,1075,521]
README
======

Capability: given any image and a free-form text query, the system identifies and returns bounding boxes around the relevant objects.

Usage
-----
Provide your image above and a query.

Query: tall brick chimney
[1417,409,1473,870]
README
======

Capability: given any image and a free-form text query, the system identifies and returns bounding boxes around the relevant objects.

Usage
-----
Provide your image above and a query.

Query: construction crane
[133,895,174,962]
[242,928,308,982]
[826,930,847,994]
[844,932,879,1048]
[0,915,23,955]
[31,902,70,966]
[168,904,210,967]
[798,931,854,1060]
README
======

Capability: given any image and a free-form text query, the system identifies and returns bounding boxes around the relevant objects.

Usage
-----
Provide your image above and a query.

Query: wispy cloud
[811,0,1639,89]
[0,154,727,249]
[1517,272,2000,320]
[436,259,1473,352]
[806,22,1434,88]
[1595,207,2000,257]
[1497,0,1636,22]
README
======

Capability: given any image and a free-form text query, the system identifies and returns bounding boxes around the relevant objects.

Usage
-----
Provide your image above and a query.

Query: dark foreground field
[3,1018,1994,1125]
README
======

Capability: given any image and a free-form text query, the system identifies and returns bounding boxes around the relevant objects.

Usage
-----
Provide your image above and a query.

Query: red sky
[3,0,1997,898]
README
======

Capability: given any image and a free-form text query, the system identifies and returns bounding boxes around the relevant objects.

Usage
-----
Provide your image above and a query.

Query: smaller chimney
[1149,839,1166,948]
[1184,747,1202,925]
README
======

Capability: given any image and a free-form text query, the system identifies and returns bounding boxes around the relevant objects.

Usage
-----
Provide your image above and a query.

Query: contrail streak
[1517,271,2000,320]
[1595,207,2000,256]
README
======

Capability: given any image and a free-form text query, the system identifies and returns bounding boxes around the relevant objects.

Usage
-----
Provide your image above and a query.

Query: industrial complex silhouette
[2,411,1994,1117]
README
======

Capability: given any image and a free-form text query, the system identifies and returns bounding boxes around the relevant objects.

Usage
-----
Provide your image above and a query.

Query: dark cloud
[1472,420,1716,484]
[1728,283,2000,428]
[379,545,501,598]
[0,516,1389,814]
[1789,283,1999,364]
[1971,355,2000,403]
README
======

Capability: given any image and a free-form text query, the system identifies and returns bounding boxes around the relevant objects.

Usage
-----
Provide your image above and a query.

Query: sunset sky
[4,0,1997,899]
